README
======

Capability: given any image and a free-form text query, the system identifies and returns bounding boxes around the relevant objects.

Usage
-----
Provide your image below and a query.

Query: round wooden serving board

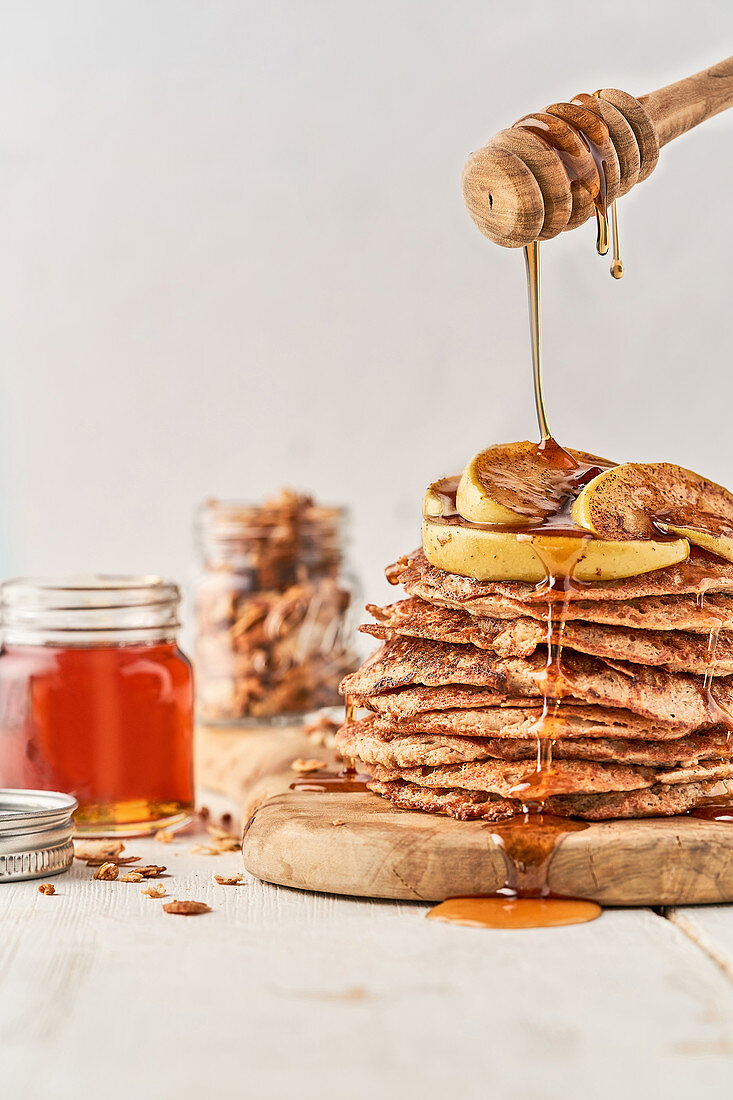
[196,724,733,905]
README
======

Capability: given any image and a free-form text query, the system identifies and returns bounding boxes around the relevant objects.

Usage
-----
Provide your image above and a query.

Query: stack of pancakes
[337,549,733,820]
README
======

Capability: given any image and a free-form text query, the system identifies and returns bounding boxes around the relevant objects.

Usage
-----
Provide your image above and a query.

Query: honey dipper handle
[639,55,733,147]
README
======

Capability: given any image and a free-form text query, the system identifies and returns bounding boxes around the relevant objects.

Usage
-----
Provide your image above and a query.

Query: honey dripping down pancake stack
[337,441,733,821]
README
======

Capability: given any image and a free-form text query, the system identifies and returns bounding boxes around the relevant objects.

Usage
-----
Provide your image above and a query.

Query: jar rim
[1,575,181,646]
[5,574,167,587]
[2,575,179,609]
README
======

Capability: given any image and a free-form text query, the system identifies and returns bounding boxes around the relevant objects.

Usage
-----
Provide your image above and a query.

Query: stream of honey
[609,200,623,279]
[430,101,628,928]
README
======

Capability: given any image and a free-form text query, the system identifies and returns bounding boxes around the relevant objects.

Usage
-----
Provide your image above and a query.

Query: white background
[1,1,732,615]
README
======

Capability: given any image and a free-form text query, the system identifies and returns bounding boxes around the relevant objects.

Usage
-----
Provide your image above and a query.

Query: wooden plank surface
[3,728,733,1098]
[667,904,733,983]
[198,725,733,905]
[3,824,733,1099]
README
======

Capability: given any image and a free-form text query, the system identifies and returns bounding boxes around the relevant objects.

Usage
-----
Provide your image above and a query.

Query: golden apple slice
[422,516,689,583]
[571,462,733,563]
[456,440,615,525]
[424,477,461,520]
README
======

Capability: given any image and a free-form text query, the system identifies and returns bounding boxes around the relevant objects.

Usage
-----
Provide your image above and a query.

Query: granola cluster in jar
[194,491,358,724]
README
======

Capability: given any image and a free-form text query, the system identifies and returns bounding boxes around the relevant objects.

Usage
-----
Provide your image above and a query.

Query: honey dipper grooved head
[462,144,544,249]
[462,89,658,248]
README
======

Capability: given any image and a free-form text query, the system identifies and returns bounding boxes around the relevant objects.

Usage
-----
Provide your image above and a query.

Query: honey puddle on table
[427,896,602,930]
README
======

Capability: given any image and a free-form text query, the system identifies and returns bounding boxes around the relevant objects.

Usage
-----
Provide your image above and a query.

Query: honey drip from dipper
[431,220,610,929]
[513,93,623,275]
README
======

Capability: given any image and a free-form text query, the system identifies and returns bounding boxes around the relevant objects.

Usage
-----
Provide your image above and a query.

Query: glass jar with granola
[193,491,359,724]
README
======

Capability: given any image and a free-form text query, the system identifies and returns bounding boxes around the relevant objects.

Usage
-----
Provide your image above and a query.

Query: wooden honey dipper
[463,56,733,248]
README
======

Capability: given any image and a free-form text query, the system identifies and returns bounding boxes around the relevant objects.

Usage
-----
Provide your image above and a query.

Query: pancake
[358,702,698,739]
[387,549,733,605]
[368,777,733,821]
[370,758,651,796]
[363,597,733,674]
[369,757,733,798]
[342,637,733,727]
[396,588,733,634]
[337,718,731,768]
[359,686,545,719]
[357,684,714,730]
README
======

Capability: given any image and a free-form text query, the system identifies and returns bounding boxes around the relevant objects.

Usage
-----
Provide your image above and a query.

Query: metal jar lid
[0,789,77,882]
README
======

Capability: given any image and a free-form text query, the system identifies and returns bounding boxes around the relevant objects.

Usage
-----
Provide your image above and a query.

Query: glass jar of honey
[194,491,359,725]
[0,576,194,835]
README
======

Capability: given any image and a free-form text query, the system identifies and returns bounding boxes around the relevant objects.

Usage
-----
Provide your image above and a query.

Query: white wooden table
[3,802,733,1100]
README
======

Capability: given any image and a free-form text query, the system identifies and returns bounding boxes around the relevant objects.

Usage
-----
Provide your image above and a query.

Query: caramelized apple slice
[456,441,615,525]
[571,463,733,563]
[422,516,689,583]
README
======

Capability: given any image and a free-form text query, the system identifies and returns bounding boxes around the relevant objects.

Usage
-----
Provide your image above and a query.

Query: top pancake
[409,588,733,634]
[387,549,733,605]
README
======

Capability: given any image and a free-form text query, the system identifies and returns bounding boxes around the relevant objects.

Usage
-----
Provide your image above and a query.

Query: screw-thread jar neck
[1,576,181,647]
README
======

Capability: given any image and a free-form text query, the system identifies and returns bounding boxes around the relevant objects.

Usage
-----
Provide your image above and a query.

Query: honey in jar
[0,576,194,835]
